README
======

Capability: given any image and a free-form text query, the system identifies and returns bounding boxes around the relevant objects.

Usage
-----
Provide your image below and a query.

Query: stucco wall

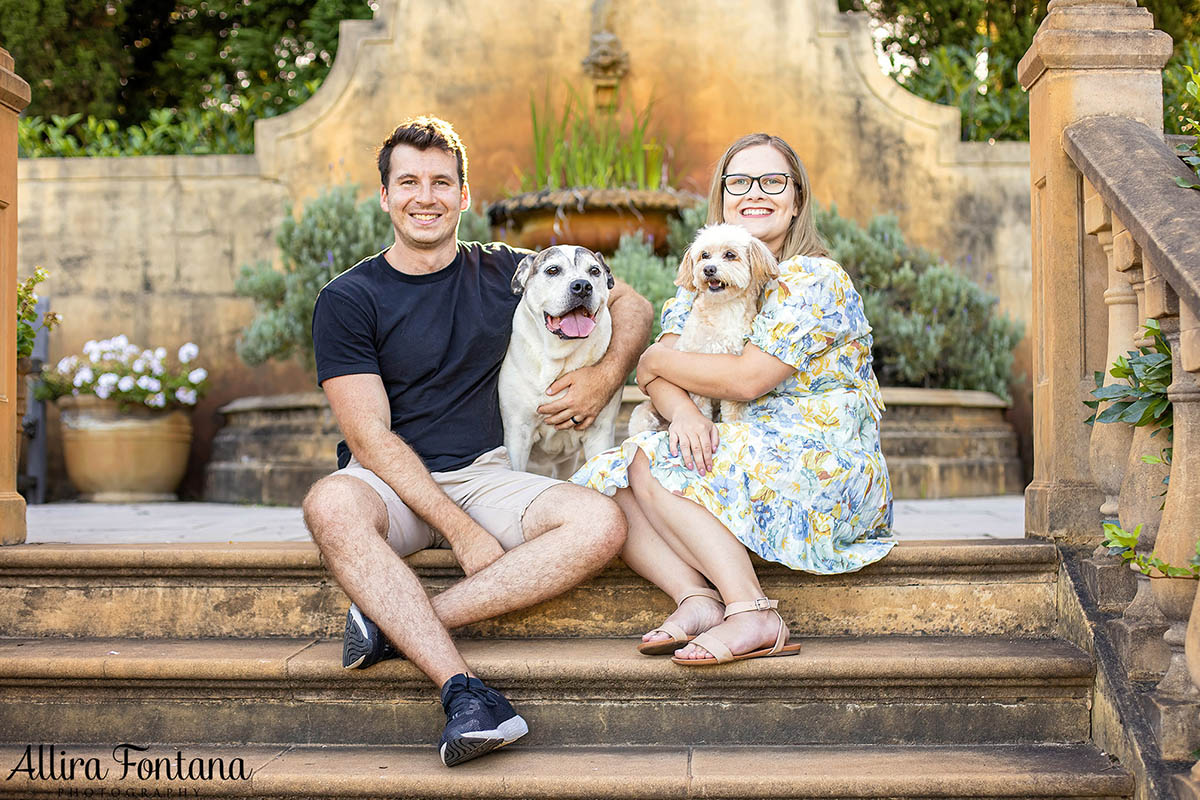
[15,0,1034,498]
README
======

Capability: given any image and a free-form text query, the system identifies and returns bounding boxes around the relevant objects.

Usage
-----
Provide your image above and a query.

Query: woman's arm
[638,342,795,404]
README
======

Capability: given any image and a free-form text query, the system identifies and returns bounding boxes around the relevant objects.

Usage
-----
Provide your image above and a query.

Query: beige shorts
[331,446,562,556]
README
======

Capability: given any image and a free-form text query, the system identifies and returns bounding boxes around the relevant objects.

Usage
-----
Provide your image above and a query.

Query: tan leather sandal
[637,587,723,656]
[671,597,802,666]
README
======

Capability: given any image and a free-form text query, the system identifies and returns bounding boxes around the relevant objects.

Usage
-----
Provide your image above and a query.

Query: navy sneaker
[438,673,528,767]
[342,603,402,669]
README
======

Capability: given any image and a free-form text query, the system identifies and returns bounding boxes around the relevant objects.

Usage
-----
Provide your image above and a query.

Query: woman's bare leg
[627,451,787,659]
[612,486,724,645]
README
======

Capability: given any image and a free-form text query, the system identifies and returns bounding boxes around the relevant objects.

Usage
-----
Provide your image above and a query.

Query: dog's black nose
[703,264,718,278]
[570,279,593,296]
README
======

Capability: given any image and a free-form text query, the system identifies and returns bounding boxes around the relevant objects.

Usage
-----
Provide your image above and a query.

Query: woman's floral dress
[571,255,894,574]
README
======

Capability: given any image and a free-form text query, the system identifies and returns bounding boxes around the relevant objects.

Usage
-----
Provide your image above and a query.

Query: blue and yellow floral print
[571,255,894,574]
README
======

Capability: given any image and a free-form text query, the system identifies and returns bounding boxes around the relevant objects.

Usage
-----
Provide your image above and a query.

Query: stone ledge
[1064,116,1200,312]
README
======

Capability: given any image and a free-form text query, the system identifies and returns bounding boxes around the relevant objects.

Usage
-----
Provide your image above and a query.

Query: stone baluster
[0,49,29,545]
[1082,191,1139,611]
[1017,0,1171,544]
[1149,296,1200,763]
[1108,249,1171,680]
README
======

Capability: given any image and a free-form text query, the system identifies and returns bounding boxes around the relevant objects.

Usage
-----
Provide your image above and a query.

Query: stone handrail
[1068,112,1200,779]
[1064,117,1200,315]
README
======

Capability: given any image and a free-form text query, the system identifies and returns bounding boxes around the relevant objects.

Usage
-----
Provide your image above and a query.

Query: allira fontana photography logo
[6,744,253,787]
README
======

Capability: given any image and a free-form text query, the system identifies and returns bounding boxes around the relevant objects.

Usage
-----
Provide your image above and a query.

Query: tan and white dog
[499,245,623,478]
[629,223,778,435]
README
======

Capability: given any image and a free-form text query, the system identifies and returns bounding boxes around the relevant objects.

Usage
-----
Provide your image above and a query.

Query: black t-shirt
[312,241,526,472]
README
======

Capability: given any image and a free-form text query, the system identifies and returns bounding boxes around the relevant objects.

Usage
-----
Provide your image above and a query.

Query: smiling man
[302,116,652,767]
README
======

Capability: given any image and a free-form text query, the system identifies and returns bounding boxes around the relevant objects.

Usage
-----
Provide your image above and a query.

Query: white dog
[629,224,778,435]
[499,245,623,478]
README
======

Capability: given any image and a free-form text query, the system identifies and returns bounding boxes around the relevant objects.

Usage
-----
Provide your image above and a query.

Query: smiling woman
[571,131,893,667]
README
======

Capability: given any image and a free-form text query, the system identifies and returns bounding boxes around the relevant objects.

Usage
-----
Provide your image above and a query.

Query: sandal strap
[689,631,734,663]
[722,597,778,618]
[676,587,722,606]
[647,620,688,642]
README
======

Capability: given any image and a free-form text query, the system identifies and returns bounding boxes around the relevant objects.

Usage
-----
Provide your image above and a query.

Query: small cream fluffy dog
[499,245,623,478]
[629,224,778,435]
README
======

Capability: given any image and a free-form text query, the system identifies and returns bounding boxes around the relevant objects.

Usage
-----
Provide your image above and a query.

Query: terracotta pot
[58,395,193,502]
[487,188,700,255]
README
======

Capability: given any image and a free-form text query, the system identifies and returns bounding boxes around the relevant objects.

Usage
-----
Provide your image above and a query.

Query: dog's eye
[724,250,737,260]
[589,267,601,276]
[546,266,560,276]
[699,251,710,260]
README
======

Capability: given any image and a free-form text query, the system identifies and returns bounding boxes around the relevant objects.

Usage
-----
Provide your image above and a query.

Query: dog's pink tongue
[559,309,596,338]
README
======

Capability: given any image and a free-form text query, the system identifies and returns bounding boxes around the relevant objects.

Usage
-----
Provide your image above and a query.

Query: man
[303,116,652,767]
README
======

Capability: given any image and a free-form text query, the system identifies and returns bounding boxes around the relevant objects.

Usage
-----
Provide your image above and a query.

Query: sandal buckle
[752,597,771,611]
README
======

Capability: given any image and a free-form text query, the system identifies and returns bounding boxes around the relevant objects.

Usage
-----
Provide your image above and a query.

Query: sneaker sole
[440,716,529,767]
[342,605,373,670]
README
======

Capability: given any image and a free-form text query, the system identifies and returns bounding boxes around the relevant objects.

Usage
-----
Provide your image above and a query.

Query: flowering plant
[17,267,62,360]
[36,335,210,411]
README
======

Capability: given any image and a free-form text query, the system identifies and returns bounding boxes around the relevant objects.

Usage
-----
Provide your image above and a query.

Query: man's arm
[538,278,654,429]
[322,373,503,575]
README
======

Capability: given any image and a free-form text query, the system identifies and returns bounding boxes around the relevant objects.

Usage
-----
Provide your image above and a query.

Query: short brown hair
[705,133,827,261]
[377,116,468,188]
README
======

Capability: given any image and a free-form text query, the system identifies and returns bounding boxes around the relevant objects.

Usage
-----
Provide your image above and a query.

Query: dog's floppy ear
[748,237,780,289]
[594,251,615,290]
[511,252,539,295]
[674,243,699,292]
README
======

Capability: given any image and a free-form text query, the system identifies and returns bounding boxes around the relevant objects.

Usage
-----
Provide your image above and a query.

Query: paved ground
[22,495,1026,544]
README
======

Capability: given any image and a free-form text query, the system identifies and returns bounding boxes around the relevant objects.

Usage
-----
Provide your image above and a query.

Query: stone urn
[57,395,193,502]
[487,188,700,255]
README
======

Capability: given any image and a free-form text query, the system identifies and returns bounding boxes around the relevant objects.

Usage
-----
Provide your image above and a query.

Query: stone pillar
[0,49,28,545]
[1017,0,1172,544]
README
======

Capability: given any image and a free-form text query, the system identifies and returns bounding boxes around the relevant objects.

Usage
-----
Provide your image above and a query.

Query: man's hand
[450,530,505,576]
[537,364,620,430]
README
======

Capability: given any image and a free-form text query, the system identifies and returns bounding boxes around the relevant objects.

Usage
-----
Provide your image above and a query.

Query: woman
[571,133,894,665]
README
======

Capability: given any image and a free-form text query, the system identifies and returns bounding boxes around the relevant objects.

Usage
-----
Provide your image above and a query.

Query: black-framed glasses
[722,173,791,196]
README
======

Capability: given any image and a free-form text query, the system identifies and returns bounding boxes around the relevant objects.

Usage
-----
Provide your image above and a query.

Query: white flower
[136,375,161,392]
[112,334,129,349]
[154,347,167,361]
[73,367,94,388]
[95,384,111,400]
[175,387,198,406]
[187,368,208,384]
[151,360,165,376]
[83,340,101,363]
[97,373,119,388]
[144,392,166,408]
[132,358,146,374]
[117,376,135,392]
[56,356,78,374]
[178,342,199,364]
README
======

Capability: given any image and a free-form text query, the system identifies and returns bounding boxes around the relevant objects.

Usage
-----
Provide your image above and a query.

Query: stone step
[0,539,1056,639]
[0,743,1131,798]
[0,635,1092,747]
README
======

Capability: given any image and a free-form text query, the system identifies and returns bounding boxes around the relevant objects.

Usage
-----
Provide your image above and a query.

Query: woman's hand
[668,404,720,474]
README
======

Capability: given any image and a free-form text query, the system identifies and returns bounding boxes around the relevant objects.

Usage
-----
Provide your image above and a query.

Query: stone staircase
[0,538,1132,798]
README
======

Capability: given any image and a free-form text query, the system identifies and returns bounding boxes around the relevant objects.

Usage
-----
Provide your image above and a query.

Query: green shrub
[816,208,1024,401]
[236,183,392,371]
[617,200,1023,399]
[1166,41,1200,137]
[1171,63,1200,190]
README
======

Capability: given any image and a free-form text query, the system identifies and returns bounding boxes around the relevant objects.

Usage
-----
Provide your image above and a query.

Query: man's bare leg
[303,475,469,686]
[431,483,626,629]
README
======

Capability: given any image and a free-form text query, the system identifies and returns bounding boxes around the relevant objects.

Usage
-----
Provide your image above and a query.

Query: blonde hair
[704,133,827,261]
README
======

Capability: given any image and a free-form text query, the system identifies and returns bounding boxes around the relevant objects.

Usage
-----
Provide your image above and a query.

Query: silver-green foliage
[236,183,392,370]
[816,208,1024,401]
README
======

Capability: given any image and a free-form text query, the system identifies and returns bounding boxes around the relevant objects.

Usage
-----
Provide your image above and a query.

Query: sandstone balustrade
[1021,0,1200,784]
